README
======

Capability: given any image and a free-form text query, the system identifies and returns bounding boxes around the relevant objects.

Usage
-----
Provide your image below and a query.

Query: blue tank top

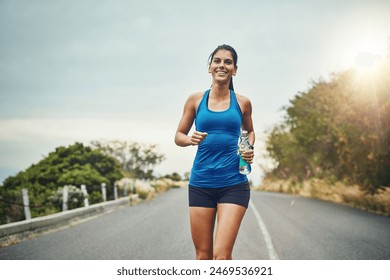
[189,89,248,188]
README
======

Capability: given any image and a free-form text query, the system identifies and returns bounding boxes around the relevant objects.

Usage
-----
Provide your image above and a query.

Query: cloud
[0,118,172,142]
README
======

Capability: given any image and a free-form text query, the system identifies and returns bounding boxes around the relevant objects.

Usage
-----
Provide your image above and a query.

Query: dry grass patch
[256,178,390,216]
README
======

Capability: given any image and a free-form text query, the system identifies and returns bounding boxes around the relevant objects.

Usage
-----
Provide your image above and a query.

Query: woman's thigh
[189,207,216,259]
[214,203,247,259]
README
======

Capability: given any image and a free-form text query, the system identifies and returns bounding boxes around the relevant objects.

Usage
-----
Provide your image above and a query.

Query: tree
[91,140,166,180]
[164,172,182,181]
[265,48,390,192]
[0,142,122,224]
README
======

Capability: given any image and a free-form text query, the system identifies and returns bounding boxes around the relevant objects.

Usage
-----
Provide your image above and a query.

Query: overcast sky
[1,0,389,184]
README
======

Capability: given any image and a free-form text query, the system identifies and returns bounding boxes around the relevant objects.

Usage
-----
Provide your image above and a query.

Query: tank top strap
[196,89,211,115]
[230,90,243,116]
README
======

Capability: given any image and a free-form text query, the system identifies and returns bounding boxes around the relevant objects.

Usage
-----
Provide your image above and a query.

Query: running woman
[174,44,255,260]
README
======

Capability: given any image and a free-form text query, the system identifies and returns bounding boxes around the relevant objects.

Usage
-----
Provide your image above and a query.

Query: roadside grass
[135,178,187,201]
[253,178,390,217]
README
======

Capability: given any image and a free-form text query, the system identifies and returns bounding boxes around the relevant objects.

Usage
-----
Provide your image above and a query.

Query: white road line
[249,199,279,260]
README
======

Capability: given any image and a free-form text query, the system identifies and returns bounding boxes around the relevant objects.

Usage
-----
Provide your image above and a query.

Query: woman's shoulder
[188,91,205,100]
[234,92,252,106]
[234,92,252,115]
[186,91,206,106]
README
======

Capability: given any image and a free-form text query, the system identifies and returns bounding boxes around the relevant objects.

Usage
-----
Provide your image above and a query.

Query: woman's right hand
[188,131,208,146]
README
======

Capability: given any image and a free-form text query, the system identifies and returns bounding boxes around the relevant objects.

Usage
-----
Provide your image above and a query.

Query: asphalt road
[0,187,389,260]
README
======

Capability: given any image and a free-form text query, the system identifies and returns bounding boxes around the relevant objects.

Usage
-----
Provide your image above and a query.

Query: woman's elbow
[174,132,183,147]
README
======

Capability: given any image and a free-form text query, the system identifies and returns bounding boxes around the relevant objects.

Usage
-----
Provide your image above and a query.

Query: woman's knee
[213,248,232,260]
[195,248,213,260]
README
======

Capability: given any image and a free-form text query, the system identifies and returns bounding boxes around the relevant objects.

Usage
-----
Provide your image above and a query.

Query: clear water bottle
[238,130,252,175]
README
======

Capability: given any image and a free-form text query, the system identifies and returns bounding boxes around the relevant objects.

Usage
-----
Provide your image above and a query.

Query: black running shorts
[188,182,250,208]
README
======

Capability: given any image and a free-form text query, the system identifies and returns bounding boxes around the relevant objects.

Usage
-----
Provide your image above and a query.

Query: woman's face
[208,49,237,84]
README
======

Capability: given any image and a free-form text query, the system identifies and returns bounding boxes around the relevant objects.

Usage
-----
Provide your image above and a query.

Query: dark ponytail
[208,44,238,91]
[228,77,234,91]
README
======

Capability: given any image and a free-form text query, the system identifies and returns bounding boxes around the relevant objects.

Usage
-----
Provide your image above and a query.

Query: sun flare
[342,34,389,86]
[350,37,388,69]
[337,30,389,71]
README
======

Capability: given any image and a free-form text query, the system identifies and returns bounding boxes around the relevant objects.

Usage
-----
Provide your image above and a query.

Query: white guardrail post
[81,184,89,207]
[114,182,118,200]
[101,183,107,202]
[62,185,69,211]
[22,188,31,220]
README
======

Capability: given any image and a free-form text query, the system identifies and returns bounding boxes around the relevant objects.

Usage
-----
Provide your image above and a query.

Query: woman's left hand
[242,149,254,164]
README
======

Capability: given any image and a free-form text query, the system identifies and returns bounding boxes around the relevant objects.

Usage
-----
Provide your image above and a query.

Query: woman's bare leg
[213,203,247,260]
[189,207,217,260]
